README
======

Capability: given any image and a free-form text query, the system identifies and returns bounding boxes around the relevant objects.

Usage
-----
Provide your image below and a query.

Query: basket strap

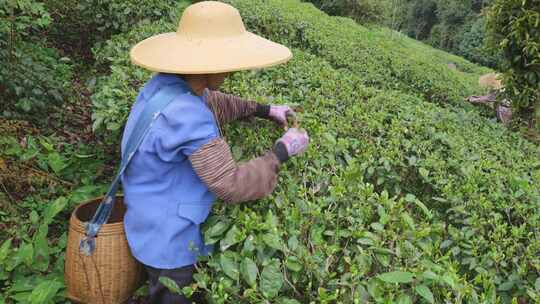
[80,83,188,256]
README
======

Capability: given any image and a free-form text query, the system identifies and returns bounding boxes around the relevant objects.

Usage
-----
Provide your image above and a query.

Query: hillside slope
[225,0,491,105]
[90,1,540,303]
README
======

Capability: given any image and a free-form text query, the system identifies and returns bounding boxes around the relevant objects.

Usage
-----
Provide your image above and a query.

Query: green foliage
[431,0,472,49]
[406,0,439,40]
[306,0,389,24]
[487,0,540,129]
[401,0,500,67]
[309,0,500,68]
[91,19,173,137]
[226,0,490,105]
[0,0,73,117]
[91,0,490,137]
[0,41,73,116]
[2,0,537,302]
[456,17,502,68]
[43,0,186,52]
[90,1,540,301]
[0,132,109,303]
[0,0,51,34]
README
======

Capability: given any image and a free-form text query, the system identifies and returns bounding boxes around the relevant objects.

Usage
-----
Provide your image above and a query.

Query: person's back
[121,73,219,269]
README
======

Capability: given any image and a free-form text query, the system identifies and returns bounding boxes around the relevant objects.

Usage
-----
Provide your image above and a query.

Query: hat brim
[130,32,292,74]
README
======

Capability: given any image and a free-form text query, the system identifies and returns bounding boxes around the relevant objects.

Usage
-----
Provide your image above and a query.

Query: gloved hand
[268,105,293,126]
[276,128,309,157]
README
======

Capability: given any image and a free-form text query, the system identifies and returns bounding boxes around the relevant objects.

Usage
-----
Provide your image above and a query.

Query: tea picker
[64,1,310,303]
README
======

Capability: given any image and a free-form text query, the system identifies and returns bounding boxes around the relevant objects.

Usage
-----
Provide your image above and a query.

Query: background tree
[306,0,501,68]
[487,0,540,130]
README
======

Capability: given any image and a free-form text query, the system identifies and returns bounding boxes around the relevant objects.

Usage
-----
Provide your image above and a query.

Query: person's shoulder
[160,93,215,127]
[167,93,211,113]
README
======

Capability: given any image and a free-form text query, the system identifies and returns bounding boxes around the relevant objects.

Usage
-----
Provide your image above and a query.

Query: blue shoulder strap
[80,83,188,256]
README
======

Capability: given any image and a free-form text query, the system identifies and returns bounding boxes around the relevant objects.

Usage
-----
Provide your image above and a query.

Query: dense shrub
[44,0,185,54]
[456,17,502,68]
[405,0,439,40]
[90,2,540,302]
[487,0,540,130]
[90,14,183,136]
[0,41,73,115]
[0,0,73,117]
[0,128,109,302]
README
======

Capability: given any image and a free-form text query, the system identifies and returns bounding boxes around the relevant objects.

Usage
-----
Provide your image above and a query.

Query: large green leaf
[397,294,413,304]
[32,223,50,272]
[220,225,243,251]
[240,257,258,287]
[260,259,283,299]
[47,152,67,174]
[159,276,182,294]
[220,253,239,280]
[9,243,33,270]
[28,280,63,304]
[0,239,12,263]
[262,233,282,250]
[206,220,231,239]
[377,271,415,284]
[42,197,67,225]
[8,276,38,293]
[415,284,434,303]
[285,256,302,272]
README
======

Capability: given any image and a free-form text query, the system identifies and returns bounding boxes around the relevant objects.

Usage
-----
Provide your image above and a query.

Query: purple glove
[269,105,293,126]
[277,128,309,157]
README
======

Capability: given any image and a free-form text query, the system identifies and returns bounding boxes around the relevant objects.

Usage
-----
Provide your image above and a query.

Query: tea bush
[305,0,389,24]
[0,125,109,302]
[89,3,540,302]
[0,0,73,117]
[0,41,73,116]
[43,0,188,53]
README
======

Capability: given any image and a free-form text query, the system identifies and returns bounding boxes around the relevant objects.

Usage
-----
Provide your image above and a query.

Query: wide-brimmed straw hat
[479,73,504,90]
[130,1,292,74]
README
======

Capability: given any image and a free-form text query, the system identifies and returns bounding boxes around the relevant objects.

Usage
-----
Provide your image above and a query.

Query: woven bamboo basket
[64,196,145,304]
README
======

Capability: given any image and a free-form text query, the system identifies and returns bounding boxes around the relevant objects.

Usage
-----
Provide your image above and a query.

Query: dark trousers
[144,264,200,304]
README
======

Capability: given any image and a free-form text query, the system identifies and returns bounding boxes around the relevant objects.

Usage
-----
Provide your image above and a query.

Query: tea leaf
[415,284,434,303]
[220,253,239,280]
[240,257,258,287]
[377,271,415,284]
[260,259,283,299]
[28,280,62,304]
[159,276,182,294]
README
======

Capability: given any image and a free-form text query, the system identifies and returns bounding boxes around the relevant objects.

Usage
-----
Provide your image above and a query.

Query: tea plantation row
[93,0,493,134]
[90,2,540,302]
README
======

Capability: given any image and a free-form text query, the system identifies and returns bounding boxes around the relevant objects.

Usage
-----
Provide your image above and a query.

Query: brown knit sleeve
[205,90,268,126]
[189,138,281,204]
